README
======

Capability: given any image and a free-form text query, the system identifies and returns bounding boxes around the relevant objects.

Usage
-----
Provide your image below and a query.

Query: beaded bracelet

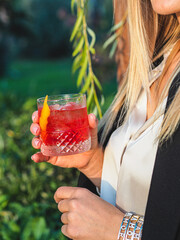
[117,213,144,240]
[126,214,140,239]
[133,216,144,240]
[117,212,133,240]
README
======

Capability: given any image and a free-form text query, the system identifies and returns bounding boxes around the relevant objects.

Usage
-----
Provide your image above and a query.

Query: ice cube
[61,102,80,110]
[50,104,63,110]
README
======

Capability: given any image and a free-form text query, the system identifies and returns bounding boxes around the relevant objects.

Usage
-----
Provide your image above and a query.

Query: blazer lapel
[142,71,180,240]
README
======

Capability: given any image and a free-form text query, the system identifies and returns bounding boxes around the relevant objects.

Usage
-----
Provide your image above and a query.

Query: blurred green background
[0,0,117,239]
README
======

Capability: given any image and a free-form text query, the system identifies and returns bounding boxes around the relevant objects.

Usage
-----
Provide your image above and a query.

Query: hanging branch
[103,10,127,58]
[70,0,104,119]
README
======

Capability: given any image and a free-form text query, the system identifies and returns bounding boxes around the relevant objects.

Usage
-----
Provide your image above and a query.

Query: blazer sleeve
[78,172,99,195]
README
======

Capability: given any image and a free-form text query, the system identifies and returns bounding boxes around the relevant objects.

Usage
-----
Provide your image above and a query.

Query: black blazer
[78,70,180,240]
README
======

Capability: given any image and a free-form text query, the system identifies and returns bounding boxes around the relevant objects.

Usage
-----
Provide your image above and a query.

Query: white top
[100,54,170,215]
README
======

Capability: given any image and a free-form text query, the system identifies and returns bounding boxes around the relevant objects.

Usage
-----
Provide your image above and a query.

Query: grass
[0,58,117,113]
[0,59,76,99]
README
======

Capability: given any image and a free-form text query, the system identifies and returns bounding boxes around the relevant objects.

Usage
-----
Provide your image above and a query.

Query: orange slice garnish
[39,95,50,133]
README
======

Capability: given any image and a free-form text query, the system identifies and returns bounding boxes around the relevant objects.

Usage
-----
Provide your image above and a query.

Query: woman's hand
[30,111,103,187]
[54,186,123,240]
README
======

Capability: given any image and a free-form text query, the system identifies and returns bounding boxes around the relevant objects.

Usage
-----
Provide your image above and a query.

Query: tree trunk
[114,0,129,85]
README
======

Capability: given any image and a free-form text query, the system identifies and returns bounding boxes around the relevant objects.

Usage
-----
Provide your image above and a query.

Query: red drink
[37,94,91,156]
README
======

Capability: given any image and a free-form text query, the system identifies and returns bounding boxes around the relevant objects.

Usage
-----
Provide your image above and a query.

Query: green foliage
[70,0,104,119]
[0,93,78,239]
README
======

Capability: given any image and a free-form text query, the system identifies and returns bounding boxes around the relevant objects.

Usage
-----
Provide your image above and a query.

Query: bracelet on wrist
[117,212,144,240]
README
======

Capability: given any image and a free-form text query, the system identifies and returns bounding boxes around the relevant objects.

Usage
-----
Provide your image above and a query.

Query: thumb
[88,113,98,149]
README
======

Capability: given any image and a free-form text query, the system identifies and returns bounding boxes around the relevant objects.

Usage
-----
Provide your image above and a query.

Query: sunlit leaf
[87,85,94,109]
[70,11,83,42]
[80,72,91,93]
[80,43,87,64]
[87,27,96,49]
[103,33,117,49]
[93,91,102,119]
[93,74,102,91]
[110,19,126,33]
[72,53,82,73]
[72,37,84,57]
[109,39,118,58]
[89,47,95,54]
[70,0,104,119]
[71,0,76,14]
[77,57,88,87]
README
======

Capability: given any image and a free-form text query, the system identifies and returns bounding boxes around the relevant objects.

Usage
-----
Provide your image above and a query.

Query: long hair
[99,0,180,146]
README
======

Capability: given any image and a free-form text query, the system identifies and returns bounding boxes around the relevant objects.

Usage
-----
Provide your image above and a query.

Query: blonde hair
[99,0,180,146]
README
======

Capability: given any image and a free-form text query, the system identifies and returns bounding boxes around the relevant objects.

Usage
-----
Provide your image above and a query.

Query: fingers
[30,123,40,136]
[88,113,98,129]
[32,137,42,149]
[88,113,98,148]
[61,225,69,238]
[58,199,70,213]
[61,212,69,224]
[31,152,50,163]
[32,111,39,123]
[54,186,79,203]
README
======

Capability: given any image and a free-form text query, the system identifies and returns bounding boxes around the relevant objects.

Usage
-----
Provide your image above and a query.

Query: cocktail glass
[37,94,91,156]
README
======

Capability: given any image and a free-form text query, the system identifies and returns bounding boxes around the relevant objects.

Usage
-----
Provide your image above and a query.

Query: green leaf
[32,217,47,239]
[70,11,83,42]
[72,37,84,57]
[22,217,48,240]
[92,106,98,116]
[80,43,87,64]
[22,218,34,240]
[77,57,88,87]
[87,85,94,109]
[9,222,20,233]
[0,195,8,210]
[87,27,96,49]
[101,94,105,106]
[89,48,95,54]
[9,202,24,216]
[110,19,126,33]
[93,92,102,119]
[80,72,91,93]
[103,33,117,49]
[72,53,82,73]
[71,0,76,14]
[93,74,102,91]
[109,39,118,58]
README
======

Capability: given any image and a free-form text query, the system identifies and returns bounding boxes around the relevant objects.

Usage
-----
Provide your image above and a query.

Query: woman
[30,0,180,239]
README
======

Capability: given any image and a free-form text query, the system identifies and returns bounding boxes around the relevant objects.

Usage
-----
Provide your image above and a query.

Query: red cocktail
[37,94,91,156]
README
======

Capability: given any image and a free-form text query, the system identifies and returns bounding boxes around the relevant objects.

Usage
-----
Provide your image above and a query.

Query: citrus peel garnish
[39,95,50,133]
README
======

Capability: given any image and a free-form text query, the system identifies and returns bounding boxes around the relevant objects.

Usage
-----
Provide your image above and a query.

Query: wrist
[78,146,104,187]
[105,209,124,240]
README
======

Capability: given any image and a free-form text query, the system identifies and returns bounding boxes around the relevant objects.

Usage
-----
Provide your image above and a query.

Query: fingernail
[34,127,39,135]
[34,139,40,146]
[90,113,96,121]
